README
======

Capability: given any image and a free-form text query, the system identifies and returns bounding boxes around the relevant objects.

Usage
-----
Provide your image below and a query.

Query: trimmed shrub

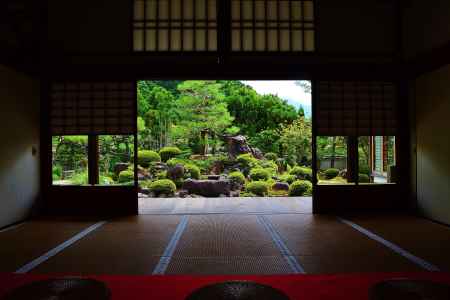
[290,166,312,180]
[358,173,370,183]
[166,158,188,168]
[156,171,167,179]
[264,152,278,161]
[236,153,258,169]
[228,171,246,188]
[249,168,271,181]
[324,168,339,179]
[118,170,134,183]
[149,179,177,195]
[245,181,269,196]
[239,191,257,197]
[138,150,161,167]
[52,165,62,181]
[184,164,201,179]
[289,180,313,196]
[159,146,182,162]
[279,174,296,184]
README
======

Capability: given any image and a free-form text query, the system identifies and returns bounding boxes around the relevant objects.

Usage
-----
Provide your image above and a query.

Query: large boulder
[272,182,290,191]
[167,164,185,180]
[183,179,231,197]
[226,135,253,158]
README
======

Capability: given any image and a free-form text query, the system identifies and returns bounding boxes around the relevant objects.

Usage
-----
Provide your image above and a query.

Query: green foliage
[236,154,258,170]
[245,181,269,196]
[239,191,257,197]
[148,179,177,195]
[159,146,182,162]
[52,165,62,181]
[289,166,312,181]
[224,85,298,137]
[184,164,201,179]
[100,175,115,185]
[279,117,312,165]
[228,171,246,187]
[118,170,134,183]
[248,129,281,155]
[279,174,296,184]
[257,160,278,175]
[249,168,271,181]
[265,152,278,161]
[289,180,312,196]
[358,173,370,183]
[324,168,340,179]
[70,171,89,185]
[138,150,161,167]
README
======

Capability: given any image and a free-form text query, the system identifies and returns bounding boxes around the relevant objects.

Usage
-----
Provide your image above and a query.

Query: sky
[241,80,312,116]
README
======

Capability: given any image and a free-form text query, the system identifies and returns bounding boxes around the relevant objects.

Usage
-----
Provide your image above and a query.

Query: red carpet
[1,272,450,299]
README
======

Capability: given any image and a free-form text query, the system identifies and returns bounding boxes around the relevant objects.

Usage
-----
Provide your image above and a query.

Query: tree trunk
[330,136,336,168]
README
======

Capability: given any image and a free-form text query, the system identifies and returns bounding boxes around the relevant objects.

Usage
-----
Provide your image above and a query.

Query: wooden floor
[1,203,449,275]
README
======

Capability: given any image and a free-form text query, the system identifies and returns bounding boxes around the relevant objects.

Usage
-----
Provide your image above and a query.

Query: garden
[52,80,379,197]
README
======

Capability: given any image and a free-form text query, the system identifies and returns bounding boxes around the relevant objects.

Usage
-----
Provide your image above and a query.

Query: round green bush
[236,154,258,168]
[138,150,161,167]
[159,146,182,162]
[149,179,177,195]
[289,180,313,196]
[264,152,278,161]
[228,171,246,186]
[358,173,370,183]
[290,166,312,180]
[249,168,271,181]
[324,168,339,179]
[279,174,296,184]
[166,158,187,168]
[118,170,134,183]
[184,164,201,179]
[245,181,269,196]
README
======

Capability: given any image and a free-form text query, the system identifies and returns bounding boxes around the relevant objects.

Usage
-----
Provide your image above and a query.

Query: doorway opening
[135,80,312,214]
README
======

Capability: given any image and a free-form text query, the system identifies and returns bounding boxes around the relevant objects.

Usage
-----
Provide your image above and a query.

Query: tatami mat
[267,214,422,274]
[31,216,181,275]
[173,215,281,257]
[346,214,450,272]
[166,256,293,275]
[0,219,97,273]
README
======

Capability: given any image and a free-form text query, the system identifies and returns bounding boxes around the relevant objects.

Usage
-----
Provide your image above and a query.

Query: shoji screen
[231,0,315,52]
[315,81,398,136]
[133,0,218,51]
[50,82,136,135]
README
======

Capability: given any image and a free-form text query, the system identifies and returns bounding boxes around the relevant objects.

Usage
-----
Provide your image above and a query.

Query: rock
[339,169,347,178]
[167,164,185,180]
[138,193,147,198]
[148,192,156,198]
[140,188,151,195]
[210,160,224,175]
[183,179,231,197]
[207,175,221,180]
[225,135,254,158]
[158,193,168,198]
[190,194,205,198]
[230,190,240,197]
[251,147,264,159]
[153,162,169,171]
[219,194,229,197]
[272,182,290,191]
[177,189,189,198]
[114,163,129,177]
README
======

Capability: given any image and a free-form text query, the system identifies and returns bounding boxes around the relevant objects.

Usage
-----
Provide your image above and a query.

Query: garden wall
[0,65,40,229]
[414,64,450,226]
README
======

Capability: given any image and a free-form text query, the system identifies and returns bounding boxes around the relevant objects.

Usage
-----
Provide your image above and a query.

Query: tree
[225,85,299,137]
[295,81,312,94]
[176,81,233,155]
[279,117,312,165]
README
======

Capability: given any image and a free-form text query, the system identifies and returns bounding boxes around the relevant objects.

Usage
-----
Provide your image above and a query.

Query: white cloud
[240,80,311,109]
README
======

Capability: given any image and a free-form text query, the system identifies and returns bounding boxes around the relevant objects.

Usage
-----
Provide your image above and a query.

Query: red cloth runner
[1,272,450,300]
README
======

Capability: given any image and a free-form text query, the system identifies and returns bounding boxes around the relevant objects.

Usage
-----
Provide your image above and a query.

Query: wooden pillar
[88,135,99,185]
